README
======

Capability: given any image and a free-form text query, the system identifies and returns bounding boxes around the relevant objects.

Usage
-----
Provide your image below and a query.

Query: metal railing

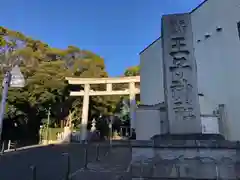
[1,140,17,154]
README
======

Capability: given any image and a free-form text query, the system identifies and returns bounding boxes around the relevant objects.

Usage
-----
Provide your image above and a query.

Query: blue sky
[1,0,204,76]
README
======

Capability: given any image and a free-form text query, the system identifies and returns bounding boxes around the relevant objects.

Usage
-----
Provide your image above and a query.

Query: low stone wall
[67,139,240,179]
[130,140,240,179]
[61,139,240,179]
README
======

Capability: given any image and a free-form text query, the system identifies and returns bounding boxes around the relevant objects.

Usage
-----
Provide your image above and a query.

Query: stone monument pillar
[161,13,202,135]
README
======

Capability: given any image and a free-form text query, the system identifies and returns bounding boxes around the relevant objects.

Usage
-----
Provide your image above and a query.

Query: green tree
[0,25,143,144]
[0,26,116,144]
[124,66,140,76]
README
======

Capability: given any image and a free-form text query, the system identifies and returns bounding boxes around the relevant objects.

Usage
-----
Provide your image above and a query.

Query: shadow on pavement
[0,142,113,180]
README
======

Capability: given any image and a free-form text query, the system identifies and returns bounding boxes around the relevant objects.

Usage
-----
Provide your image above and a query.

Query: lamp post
[0,64,25,146]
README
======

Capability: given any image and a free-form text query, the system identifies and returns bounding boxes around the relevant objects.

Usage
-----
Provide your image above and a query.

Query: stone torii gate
[65,76,140,141]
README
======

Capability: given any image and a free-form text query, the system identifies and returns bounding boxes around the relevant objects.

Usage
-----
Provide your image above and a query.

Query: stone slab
[79,140,240,149]
[161,13,201,134]
[131,146,237,179]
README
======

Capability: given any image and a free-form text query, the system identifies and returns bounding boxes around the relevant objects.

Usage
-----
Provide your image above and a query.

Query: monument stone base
[151,133,225,141]
[131,139,240,179]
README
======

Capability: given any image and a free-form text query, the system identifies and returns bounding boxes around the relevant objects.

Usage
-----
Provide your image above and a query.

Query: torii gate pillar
[129,82,136,131]
[81,84,90,141]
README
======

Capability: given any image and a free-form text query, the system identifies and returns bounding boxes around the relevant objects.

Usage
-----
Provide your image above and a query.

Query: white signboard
[201,117,220,134]
[10,65,25,88]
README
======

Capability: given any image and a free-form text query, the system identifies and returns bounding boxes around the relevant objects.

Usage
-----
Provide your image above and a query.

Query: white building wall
[140,0,240,140]
[191,0,240,140]
[140,39,164,105]
[135,109,161,140]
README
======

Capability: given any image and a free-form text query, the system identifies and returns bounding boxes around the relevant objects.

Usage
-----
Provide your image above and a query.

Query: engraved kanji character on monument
[172,71,183,84]
[169,37,191,70]
[171,86,184,105]
[182,108,196,121]
[170,18,187,34]
[171,78,193,106]
[173,106,185,121]
[173,107,196,121]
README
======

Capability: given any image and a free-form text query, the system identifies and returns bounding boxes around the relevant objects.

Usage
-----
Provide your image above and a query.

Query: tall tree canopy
[124,66,140,76]
[0,26,121,143]
[0,26,140,144]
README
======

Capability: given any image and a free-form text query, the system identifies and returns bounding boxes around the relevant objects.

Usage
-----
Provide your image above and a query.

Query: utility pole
[0,65,25,149]
[0,72,11,142]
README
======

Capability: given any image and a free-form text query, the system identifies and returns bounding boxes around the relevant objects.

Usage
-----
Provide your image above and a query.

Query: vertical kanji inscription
[162,13,201,134]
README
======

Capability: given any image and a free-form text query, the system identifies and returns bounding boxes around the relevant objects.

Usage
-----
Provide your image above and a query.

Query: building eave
[139,0,208,55]
[139,36,162,55]
[190,0,208,14]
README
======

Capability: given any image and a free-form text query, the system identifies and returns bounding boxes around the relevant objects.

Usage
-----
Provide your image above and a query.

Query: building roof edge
[139,0,208,55]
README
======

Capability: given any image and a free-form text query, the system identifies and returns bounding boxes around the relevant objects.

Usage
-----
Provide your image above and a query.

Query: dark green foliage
[0,26,140,144]
[0,26,120,145]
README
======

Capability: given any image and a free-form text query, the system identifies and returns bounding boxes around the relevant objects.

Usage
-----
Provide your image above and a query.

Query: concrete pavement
[0,143,109,180]
[0,142,131,180]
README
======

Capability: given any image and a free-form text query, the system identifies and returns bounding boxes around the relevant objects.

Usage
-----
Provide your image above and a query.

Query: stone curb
[1,142,61,155]
[69,140,240,149]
